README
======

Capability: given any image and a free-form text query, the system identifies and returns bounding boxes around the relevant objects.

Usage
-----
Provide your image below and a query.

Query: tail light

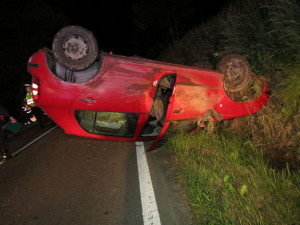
[32,76,40,101]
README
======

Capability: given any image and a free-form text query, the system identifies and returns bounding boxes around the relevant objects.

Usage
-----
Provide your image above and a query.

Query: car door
[137,73,177,150]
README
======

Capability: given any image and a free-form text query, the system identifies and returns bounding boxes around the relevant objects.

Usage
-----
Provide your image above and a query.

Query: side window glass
[75,110,96,133]
[75,110,139,137]
[94,112,139,137]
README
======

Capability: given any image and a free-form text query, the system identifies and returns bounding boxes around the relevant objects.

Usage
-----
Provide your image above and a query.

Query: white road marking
[136,142,161,225]
[11,125,58,157]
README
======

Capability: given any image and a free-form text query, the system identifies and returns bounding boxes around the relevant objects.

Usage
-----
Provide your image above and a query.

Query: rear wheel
[217,54,251,92]
[52,25,98,71]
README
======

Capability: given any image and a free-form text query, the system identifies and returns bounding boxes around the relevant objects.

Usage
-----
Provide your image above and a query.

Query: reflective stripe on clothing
[27,99,34,105]
[26,93,34,106]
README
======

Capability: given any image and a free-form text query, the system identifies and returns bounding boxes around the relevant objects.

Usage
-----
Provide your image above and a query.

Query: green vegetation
[164,130,300,224]
[160,0,300,224]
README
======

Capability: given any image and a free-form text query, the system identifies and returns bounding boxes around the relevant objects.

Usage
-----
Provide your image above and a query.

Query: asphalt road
[0,123,192,225]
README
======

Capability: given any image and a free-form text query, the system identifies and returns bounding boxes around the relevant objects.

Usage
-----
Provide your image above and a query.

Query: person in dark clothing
[0,104,17,164]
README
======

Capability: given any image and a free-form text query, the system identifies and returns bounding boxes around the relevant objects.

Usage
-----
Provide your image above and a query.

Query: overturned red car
[27,26,270,150]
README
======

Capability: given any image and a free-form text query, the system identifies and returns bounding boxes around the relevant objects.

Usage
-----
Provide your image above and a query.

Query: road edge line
[136,141,161,225]
[11,125,58,157]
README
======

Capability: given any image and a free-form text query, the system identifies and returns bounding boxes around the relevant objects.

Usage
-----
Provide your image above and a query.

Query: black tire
[217,54,251,92]
[52,25,98,71]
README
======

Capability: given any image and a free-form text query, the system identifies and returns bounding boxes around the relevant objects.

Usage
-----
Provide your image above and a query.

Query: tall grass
[165,130,300,224]
[225,64,300,169]
[217,0,300,74]
[282,62,300,119]
[160,0,300,75]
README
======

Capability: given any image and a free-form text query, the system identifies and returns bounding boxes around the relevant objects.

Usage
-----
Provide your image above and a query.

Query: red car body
[27,48,270,150]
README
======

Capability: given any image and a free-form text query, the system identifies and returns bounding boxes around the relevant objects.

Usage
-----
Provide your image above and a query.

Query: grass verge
[164,128,300,224]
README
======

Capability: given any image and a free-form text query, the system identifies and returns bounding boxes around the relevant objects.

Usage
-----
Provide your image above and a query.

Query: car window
[75,110,139,137]
[75,110,96,133]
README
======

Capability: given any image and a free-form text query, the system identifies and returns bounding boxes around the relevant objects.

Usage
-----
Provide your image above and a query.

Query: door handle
[173,109,183,113]
[81,99,96,103]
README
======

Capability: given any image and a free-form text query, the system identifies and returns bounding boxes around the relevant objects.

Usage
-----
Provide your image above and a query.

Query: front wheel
[217,54,251,92]
[52,25,98,71]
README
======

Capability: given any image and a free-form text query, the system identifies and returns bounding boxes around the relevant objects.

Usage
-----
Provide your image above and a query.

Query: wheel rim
[224,62,245,86]
[62,34,88,60]
[223,60,250,92]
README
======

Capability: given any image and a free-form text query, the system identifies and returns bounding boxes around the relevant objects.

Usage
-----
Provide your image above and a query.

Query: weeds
[160,0,300,73]
[218,0,300,74]
[165,130,300,224]
[224,65,300,169]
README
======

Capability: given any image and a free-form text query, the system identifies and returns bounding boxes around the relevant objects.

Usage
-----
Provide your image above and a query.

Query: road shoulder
[145,142,193,225]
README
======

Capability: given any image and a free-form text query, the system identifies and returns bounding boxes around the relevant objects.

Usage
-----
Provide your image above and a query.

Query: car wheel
[52,25,98,71]
[217,54,251,92]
